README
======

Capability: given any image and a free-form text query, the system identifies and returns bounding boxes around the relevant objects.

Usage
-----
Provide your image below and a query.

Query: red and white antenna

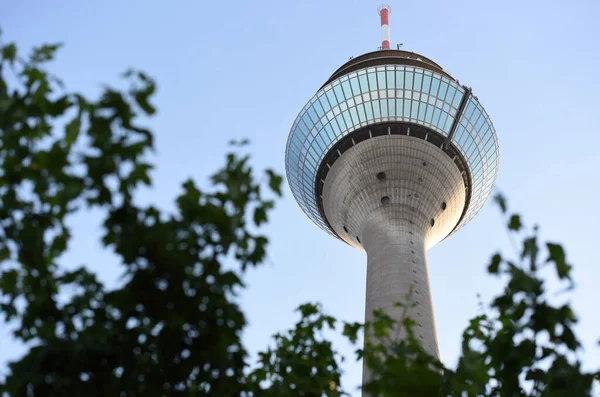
[378,4,391,50]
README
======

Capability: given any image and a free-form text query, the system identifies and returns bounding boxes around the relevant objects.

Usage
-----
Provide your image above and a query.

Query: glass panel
[405,71,414,90]
[341,80,352,99]
[414,73,423,92]
[410,100,418,119]
[386,70,395,88]
[334,84,345,102]
[422,75,432,94]
[323,123,335,141]
[342,110,353,129]
[438,82,448,101]
[437,111,448,129]
[313,98,325,117]
[373,100,381,118]
[307,106,318,123]
[464,101,476,119]
[388,97,396,117]
[335,113,347,131]
[326,89,338,108]
[444,115,454,131]
[425,105,434,124]
[357,103,367,122]
[350,77,360,95]
[430,78,440,96]
[365,100,374,119]
[403,99,411,118]
[418,101,426,120]
[377,71,386,90]
[318,94,332,113]
[446,86,457,106]
[349,107,359,126]
[359,74,369,92]
[395,68,404,89]
[368,72,378,91]
[452,91,463,108]
[381,99,389,117]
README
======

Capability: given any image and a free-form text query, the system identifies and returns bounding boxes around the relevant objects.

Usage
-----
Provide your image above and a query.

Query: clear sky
[1,0,599,394]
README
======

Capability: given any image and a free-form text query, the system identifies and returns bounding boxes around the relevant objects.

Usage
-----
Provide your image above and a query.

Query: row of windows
[285,64,499,237]
[287,97,458,174]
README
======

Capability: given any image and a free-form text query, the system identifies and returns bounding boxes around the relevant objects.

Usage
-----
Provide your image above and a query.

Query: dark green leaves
[266,168,283,197]
[1,42,16,63]
[342,322,363,344]
[64,115,81,149]
[508,214,522,231]
[0,31,284,396]
[30,43,63,64]
[488,253,502,273]
[494,192,507,213]
[547,242,572,280]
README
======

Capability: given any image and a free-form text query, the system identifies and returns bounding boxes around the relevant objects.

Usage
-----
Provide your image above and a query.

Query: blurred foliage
[0,30,280,396]
[0,31,598,397]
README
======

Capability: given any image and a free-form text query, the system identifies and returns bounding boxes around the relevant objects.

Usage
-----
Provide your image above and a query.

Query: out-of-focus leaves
[494,192,507,213]
[508,214,522,231]
[30,43,63,64]
[547,242,572,280]
[488,253,502,274]
[1,42,16,63]
[266,168,283,197]
[0,31,284,396]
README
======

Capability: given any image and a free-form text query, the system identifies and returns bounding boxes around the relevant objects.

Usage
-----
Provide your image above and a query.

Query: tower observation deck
[284,4,499,382]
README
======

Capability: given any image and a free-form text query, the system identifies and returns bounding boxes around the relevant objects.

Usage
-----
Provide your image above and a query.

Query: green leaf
[266,169,283,197]
[547,242,571,280]
[253,207,267,226]
[0,270,18,294]
[65,116,81,149]
[1,43,16,63]
[508,214,522,231]
[297,303,319,319]
[30,43,63,64]
[494,193,507,213]
[342,322,363,344]
[488,253,502,274]
[522,236,539,270]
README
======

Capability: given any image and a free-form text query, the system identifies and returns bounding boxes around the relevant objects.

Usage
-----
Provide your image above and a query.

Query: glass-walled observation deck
[285,51,499,239]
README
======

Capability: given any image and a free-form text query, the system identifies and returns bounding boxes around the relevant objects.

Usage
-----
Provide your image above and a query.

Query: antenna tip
[377,4,391,15]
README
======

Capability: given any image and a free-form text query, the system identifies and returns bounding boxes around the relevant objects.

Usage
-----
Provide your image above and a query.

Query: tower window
[381,196,390,205]
[376,172,386,181]
[356,236,361,243]
[343,226,348,233]
[441,202,447,210]
[430,218,435,227]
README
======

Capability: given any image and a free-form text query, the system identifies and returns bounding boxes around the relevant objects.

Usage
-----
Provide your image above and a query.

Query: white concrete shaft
[321,135,466,382]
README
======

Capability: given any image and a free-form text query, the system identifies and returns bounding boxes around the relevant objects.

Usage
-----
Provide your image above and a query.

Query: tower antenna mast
[378,4,391,49]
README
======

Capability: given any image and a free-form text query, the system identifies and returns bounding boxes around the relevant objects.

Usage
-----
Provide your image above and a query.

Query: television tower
[284,4,499,382]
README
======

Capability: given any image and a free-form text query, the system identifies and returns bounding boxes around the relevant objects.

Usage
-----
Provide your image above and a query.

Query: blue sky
[1,0,599,393]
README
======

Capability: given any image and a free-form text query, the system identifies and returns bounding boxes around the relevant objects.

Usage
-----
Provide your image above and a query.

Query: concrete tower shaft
[323,135,466,362]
